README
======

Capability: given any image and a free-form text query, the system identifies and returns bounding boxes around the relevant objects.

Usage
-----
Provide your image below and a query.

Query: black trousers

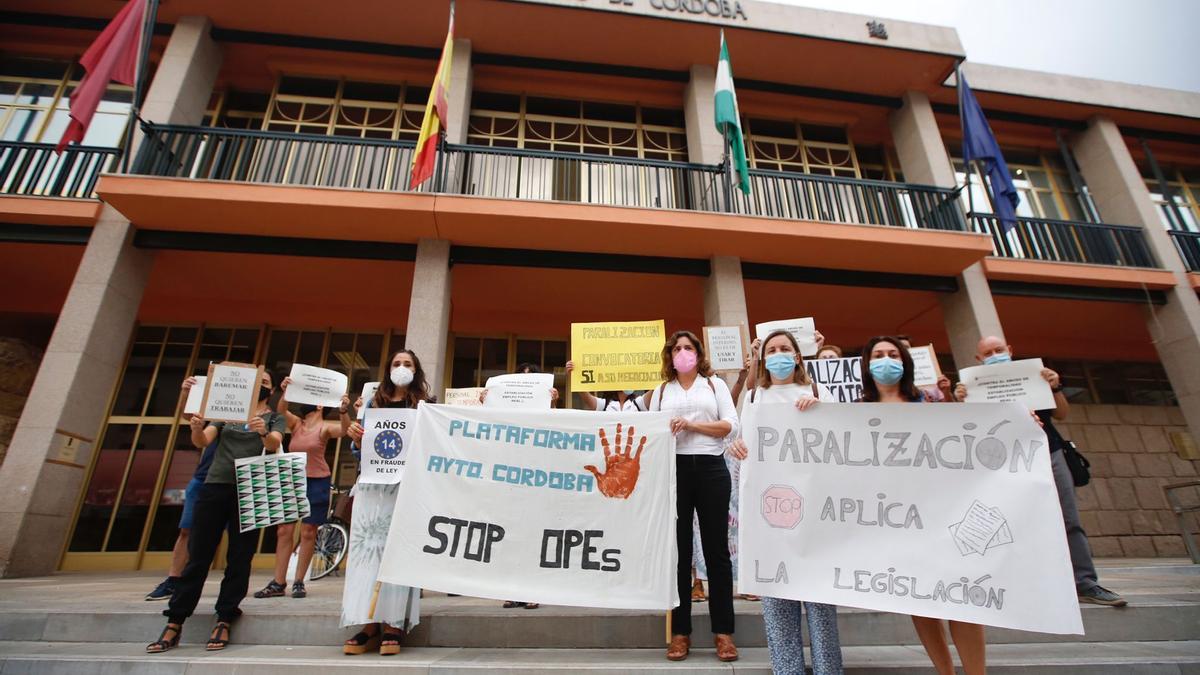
[673,454,735,636]
[165,483,259,624]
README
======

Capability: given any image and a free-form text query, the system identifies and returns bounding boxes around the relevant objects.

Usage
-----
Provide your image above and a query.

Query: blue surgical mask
[623,390,635,396]
[869,357,904,385]
[765,353,797,380]
[983,352,1012,366]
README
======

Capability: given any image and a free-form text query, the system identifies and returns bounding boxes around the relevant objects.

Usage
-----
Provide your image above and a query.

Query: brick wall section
[1061,404,1200,557]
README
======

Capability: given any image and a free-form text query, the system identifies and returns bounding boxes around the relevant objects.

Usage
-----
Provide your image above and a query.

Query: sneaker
[145,577,176,601]
[253,580,286,599]
[1078,585,1127,607]
[291,581,306,599]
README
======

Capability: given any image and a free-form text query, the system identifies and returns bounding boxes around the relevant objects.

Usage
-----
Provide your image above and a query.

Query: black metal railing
[0,141,119,199]
[732,169,967,230]
[133,125,426,192]
[971,214,1157,268]
[1170,230,1200,272]
[133,124,971,232]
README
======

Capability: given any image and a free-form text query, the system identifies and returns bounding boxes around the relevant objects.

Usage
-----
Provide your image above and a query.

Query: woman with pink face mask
[647,330,740,664]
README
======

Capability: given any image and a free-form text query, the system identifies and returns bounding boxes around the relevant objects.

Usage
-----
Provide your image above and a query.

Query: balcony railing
[971,214,1157,268]
[134,123,965,232]
[1170,230,1200,272]
[0,141,119,199]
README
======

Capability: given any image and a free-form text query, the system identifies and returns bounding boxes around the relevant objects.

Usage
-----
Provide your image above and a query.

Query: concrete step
[1,640,1199,674]
[2,593,1195,649]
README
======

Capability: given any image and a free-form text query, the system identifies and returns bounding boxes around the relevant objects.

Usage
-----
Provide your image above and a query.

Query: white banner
[959,359,1055,411]
[378,404,679,610]
[908,345,940,389]
[183,376,206,415]
[805,357,862,403]
[756,317,818,357]
[359,407,417,484]
[737,401,1083,634]
[285,364,348,408]
[484,373,554,409]
[356,381,380,420]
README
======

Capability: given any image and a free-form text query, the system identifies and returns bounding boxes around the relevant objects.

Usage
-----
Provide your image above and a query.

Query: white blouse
[650,376,739,456]
[594,397,644,413]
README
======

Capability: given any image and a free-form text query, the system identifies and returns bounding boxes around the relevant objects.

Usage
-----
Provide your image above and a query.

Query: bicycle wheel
[309,521,348,580]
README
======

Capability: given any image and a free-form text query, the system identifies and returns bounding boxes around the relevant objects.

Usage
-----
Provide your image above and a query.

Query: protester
[732,331,825,403]
[253,377,344,600]
[146,369,286,654]
[816,344,842,359]
[727,329,843,675]
[339,350,429,655]
[896,335,955,402]
[956,336,1126,607]
[861,336,986,675]
[145,377,217,602]
[649,330,740,662]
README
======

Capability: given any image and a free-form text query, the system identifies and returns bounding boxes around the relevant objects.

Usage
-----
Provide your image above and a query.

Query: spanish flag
[410,2,455,189]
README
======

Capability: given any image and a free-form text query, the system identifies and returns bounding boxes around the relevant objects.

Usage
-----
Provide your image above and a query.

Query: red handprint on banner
[584,423,647,499]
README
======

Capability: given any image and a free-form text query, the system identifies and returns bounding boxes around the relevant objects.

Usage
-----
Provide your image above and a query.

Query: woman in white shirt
[649,330,740,663]
[729,330,844,675]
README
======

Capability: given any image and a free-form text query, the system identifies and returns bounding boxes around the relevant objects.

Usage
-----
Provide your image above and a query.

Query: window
[448,335,570,408]
[744,120,883,178]
[950,145,1089,222]
[1140,163,1200,233]
[468,92,687,161]
[0,57,133,146]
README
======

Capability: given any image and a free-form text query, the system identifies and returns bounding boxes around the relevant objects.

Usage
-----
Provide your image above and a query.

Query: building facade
[0,0,1198,576]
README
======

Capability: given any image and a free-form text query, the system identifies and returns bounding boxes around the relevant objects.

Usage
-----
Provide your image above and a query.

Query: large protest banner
[378,404,678,610]
[570,320,665,393]
[806,357,862,402]
[738,402,1083,634]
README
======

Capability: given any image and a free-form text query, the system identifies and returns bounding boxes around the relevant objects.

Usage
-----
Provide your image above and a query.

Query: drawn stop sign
[761,484,803,529]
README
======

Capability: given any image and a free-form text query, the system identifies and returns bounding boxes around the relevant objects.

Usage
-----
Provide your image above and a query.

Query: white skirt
[340,482,421,629]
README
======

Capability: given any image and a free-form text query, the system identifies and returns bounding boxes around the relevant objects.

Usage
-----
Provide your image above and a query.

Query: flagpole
[721,135,734,213]
[955,62,976,226]
[121,0,159,174]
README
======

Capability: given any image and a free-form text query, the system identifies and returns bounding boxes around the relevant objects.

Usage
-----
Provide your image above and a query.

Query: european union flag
[958,70,1019,232]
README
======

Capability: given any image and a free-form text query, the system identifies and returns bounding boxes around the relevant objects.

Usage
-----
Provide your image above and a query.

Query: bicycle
[309,486,350,580]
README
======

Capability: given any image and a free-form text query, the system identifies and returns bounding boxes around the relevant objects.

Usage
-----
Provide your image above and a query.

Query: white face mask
[390,365,414,387]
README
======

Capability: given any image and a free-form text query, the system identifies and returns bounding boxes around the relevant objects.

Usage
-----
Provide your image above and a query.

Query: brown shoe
[690,579,706,602]
[715,633,738,662]
[666,634,690,661]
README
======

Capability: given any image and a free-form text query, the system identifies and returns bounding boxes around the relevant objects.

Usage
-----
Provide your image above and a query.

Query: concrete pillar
[890,90,1006,368]
[1072,116,1200,442]
[683,65,724,166]
[405,239,452,400]
[130,16,222,158]
[444,39,473,145]
[0,207,152,577]
[704,256,749,387]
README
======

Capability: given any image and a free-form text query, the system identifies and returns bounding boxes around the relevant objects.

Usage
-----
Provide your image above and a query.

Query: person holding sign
[566,361,645,411]
[147,369,285,655]
[727,330,844,674]
[816,344,842,360]
[859,337,987,675]
[955,336,1126,608]
[338,349,430,656]
[897,335,954,403]
[649,330,740,663]
[252,377,345,601]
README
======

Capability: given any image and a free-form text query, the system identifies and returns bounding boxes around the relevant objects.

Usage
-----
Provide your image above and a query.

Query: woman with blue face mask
[859,336,987,675]
[727,329,843,675]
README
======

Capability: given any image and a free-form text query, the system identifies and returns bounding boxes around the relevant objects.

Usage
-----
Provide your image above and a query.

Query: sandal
[379,629,404,656]
[523,602,540,610]
[343,626,382,655]
[690,579,706,602]
[291,581,306,598]
[666,634,690,661]
[502,600,524,608]
[145,623,181,654]
[253,580,286,598]
[206,621,231,651]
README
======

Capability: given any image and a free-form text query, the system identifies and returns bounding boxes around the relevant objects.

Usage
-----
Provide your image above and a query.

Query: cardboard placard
[703,325,749,373]
[200,362,264,423]
[570,320,665,392]
[444,387,485,406]
[908,344,942,389]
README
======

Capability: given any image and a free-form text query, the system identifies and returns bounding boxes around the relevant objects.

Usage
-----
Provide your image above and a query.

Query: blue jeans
[762,597,843,675]
[177,476,204,530]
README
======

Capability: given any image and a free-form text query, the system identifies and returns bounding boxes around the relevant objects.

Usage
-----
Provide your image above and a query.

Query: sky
[773,0,1200,93]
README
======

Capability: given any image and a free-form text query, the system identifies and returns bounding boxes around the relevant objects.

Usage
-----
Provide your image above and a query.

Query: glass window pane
[481,338,508,381]
[107,425,171,551]
[516,339,541,369]
[145,427,199,551]
[451,337,481,388]
[69,424,137,552]
[296,331,325,366]
[145,343,193,416]
[111,341,161,416]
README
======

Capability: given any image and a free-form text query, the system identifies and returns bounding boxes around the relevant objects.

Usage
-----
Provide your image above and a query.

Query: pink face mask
[673,349,698,374]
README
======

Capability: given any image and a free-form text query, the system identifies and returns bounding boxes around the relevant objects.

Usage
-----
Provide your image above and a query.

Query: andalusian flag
[714,30,750,195]
[410,2,455,189]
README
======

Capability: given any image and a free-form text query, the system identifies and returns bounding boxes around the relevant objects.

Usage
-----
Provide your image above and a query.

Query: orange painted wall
[994,295,1157,362]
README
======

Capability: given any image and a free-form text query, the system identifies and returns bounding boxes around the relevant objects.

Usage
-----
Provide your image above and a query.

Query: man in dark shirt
[957,336,1126,607]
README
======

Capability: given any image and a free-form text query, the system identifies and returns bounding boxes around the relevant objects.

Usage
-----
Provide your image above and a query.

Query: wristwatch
[1051,384,1064,393]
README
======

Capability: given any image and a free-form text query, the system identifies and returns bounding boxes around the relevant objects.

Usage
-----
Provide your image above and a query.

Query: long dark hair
[659,330,713,381]
[375,349,431,408]
[859,335,921,402]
